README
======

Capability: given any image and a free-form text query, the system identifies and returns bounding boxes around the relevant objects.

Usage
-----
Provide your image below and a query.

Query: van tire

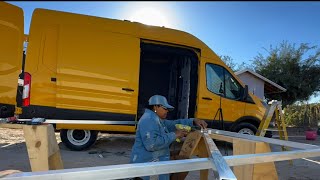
[0,105,15,118]
[60,129,98,151]
[234,122,257,135]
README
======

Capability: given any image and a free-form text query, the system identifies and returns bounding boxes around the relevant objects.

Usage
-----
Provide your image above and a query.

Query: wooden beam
[171,131,203,180]
[179,131,202,158]
[252,142,278,180]
[23,124,63,171]
[0,123,23,129]
[197,138,209,180]
[209,133,233,143]
[233,139,278,180]
[233,139,255,180]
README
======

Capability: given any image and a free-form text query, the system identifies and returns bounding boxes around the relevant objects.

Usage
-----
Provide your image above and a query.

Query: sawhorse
[0,123,63,172]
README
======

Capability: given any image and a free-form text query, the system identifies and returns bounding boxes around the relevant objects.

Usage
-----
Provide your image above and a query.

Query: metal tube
[5,148,320,180]
[203,133,237,180]
[208,128,319,149]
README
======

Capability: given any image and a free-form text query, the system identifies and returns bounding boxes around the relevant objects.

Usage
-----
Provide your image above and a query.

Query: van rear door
[0,2,24,117]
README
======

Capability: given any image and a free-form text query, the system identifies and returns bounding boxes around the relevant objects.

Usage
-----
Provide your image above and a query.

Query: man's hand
[175,129,188,139]
[193,118,208,129]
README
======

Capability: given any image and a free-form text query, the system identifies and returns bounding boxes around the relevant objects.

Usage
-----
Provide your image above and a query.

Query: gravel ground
[1,127,320,179]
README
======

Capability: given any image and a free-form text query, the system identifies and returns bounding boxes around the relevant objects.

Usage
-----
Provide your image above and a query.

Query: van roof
[31,8,219,59]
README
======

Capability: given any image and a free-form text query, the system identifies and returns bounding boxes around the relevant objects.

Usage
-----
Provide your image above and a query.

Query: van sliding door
[56,28,140,123]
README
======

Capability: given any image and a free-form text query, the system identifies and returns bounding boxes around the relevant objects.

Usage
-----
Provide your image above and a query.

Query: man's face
[155,105,169,119]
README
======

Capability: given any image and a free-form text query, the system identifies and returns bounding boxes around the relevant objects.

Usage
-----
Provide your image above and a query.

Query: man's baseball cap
[148,95,174,111]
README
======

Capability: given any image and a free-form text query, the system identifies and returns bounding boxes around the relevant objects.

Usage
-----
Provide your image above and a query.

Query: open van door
[0,2,24,117]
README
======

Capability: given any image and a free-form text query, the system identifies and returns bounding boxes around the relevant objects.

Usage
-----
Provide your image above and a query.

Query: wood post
[197,138,209,180]
[22,124,63,171]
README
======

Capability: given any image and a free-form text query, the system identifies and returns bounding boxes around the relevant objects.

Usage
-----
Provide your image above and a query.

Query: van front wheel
[60,129,98,151]
[234,122,257,135]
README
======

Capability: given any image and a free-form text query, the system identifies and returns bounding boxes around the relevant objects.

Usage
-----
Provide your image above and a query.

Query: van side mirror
[243,85,249,101]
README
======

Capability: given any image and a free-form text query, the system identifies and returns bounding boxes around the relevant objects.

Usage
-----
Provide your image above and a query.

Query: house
[235,69,287,100]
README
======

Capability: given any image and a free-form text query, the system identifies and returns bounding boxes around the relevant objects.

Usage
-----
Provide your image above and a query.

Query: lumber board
[209,133,234,143]
[179,131,202,158]
[252,142,278,180]
[197,138,209,180]
[0,123,23,129]
[23,124,63,171]
[233,139,255,180]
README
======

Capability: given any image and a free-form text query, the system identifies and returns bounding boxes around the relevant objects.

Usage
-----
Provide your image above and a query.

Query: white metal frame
[4,129,320,180]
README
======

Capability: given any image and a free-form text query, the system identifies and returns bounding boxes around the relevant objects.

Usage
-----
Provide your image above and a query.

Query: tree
[220,55,249,72]
[252,41,320,106]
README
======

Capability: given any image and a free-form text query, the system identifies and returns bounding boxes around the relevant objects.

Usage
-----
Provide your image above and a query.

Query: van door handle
[51,77,57,82]
[122,88,134,92]
[202,97,212,100]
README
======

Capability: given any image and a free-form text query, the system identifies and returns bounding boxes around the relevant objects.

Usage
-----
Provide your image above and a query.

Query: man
[130,95,207,180]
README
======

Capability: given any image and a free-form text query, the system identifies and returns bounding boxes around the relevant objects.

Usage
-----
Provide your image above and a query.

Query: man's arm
[164,118,208,132]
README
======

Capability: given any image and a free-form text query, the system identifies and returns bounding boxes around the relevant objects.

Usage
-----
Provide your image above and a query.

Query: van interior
[137,42,199,120]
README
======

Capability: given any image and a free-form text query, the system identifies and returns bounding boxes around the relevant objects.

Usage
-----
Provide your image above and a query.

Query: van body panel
[0,2,24,112]
[221,97,246,122]
[55,28,139,115]
[56,27,140,114]
[25,8,140,119]
[30,9,218,59]
[24,22,59,107]
[244,93,266,121]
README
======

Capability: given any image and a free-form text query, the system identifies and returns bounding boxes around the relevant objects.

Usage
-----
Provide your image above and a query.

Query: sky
[8,1,320,103]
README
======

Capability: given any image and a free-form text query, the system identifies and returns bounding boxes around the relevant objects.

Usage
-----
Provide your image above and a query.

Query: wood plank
[233,139,255,180]
[209,133,234,143]
[252,142,278,180]
[198,138,209,180]
[179,131,202,158]
[47,125,63,170]
[23,124,63,171]
[0,123,23,129]
[171,131,202,180]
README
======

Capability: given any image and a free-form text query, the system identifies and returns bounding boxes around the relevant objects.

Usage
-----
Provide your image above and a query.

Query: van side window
[224,70,241,100]
[206,64,224,95]
[206,64,242,100]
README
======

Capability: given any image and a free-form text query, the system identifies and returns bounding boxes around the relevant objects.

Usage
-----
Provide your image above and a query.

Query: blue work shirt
[130,109,194,180]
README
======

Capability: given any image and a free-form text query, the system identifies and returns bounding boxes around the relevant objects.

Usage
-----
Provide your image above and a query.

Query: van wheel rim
[238,128,254,135]
[67,130,90,146]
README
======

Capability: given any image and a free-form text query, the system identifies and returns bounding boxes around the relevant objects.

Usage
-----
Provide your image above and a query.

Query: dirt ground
[1,128,320,179]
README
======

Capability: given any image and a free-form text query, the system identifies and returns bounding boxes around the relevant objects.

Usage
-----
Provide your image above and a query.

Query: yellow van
[1,2,266,151]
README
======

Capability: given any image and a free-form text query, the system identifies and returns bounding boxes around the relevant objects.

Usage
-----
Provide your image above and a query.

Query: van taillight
[22,72,31,107]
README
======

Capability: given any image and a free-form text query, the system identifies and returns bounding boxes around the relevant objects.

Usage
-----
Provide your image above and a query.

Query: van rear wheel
[60,129,98,151]
[234,122,257,135]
